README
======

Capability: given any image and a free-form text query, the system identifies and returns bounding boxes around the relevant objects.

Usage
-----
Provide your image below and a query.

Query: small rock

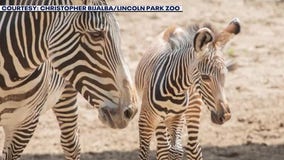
[255,44,265,48]
[235,86,241,91]
[261,143,268,146]
[245,140,253,145]
[248,120,254,124]
[217,152,240,158]
[237,117,246,123]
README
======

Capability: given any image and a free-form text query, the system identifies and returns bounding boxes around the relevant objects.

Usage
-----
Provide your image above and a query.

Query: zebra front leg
[139,105,160,160]
[52,83,80,160]
[165,115,184,160]
[155,121,171,160]
[2,113,40,160]
[184,90,203,160]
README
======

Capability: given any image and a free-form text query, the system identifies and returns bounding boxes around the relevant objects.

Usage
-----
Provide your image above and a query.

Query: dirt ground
[1,0,284,160]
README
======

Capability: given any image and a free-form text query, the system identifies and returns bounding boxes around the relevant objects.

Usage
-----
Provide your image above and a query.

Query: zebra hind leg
[184,90,203,160]
[155,121,171,160]
[52,83,80,160]
[2,113,41,160]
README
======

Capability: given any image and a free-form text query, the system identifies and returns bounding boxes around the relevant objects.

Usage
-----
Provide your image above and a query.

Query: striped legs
[155,115,184,160]
[138,105,160,160]
[1,83,80,160]
[139,106,175,160]
[52,83,81,160]
[156,88,204,160]
[138,88,203,160]
[155,121,171,160]
[184,88,203,160]
[139,108,184,160]
[166,115,184,160]
[2,110,41,160]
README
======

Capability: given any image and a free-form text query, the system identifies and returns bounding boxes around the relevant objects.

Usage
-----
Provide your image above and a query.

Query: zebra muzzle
[211,102,231,125]
[99,107,116,128]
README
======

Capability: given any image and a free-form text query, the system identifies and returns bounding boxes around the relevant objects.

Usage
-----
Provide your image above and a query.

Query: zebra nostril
[124,108,133,119]
[219,117,224,123]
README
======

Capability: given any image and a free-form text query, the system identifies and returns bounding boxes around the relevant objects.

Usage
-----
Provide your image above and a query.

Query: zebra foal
[0,0,137,159]
[135,18,241,160]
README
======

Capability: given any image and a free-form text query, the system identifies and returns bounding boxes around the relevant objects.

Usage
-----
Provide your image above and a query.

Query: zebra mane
[165,23,217,51]
[187,23,217,45]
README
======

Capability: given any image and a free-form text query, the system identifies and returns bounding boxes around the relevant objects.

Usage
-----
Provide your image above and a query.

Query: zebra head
[193,18,240,125]
[49,0,138,129]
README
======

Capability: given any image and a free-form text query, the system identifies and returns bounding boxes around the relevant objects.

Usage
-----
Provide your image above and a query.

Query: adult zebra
[135,18,240,160]
[0,0,138,159]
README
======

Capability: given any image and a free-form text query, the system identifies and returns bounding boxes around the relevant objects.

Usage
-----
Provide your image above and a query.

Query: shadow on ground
[22,143,284,160]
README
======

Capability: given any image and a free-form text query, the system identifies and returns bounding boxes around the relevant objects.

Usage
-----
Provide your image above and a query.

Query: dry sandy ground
[1,0,284,160]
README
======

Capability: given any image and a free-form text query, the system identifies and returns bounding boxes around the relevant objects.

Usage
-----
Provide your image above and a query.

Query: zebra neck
[0,11,76,78]
[182,47,200,89]
[153,47,196,95]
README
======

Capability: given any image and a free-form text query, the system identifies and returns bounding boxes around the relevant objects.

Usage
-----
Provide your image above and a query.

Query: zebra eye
[89,31,104,41]
[93,31,103,37]
[201,75,211,81]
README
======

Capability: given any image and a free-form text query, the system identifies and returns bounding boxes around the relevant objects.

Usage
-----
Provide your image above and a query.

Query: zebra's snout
[211,112,231,125]
[98,107,116,128]
[98,104,137,129]
[211,101,231,125]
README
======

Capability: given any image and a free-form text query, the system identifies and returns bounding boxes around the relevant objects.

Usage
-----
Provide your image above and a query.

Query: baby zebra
[135,18,241,160]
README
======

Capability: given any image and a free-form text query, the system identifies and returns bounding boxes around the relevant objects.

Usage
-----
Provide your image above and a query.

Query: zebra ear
[193,28,214,52]
[215,18,241,48]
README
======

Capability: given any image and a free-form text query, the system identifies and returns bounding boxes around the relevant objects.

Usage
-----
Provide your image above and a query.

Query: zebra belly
[0,84,65,126]
[0,101,35,126]
[0,62,66,126]
[40,81,65,114]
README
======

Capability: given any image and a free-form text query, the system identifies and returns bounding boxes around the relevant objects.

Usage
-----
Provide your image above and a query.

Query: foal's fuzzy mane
[164,23,217,51]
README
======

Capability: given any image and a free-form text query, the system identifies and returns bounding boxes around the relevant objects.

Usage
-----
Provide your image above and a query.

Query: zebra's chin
[210,111,231,125]
[98,107,129,129]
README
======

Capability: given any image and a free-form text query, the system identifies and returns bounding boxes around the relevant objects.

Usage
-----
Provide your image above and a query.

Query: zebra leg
[138,105,160,160]
[52,83,80,160]
[155,121,171,160]
[2,113,40,160]
[184,89,203,160]
[166,115,184,160]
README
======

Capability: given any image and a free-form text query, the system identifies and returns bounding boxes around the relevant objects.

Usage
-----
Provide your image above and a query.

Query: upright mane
[164,23,217,51]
